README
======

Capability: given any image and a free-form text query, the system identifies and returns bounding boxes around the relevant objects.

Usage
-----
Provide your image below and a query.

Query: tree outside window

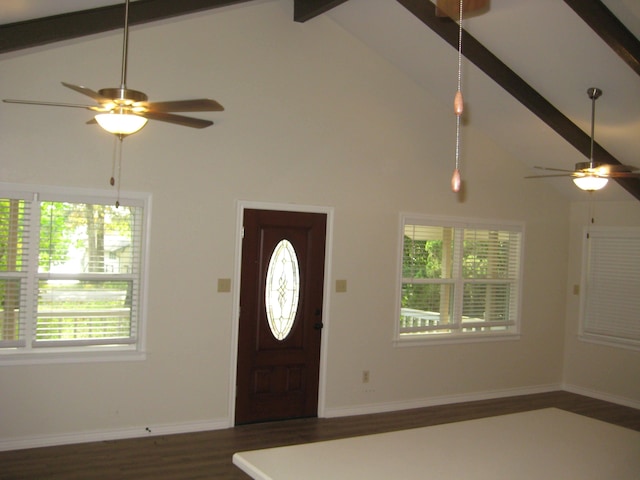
[399,216,522,341]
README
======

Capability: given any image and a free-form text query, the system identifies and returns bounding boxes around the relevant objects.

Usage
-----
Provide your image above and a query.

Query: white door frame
[227,200,334,426]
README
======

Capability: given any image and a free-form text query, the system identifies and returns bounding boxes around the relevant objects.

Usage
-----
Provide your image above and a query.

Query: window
[397,214,523,343]
[0,183,150,362]
[579,227,640,350]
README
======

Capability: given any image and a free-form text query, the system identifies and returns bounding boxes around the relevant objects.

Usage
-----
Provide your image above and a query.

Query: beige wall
[1,0,573,447]
[563,201,640,404]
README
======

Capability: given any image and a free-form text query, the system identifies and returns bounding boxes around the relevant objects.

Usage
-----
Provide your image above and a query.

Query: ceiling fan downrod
[120,0,131,91]
[587,87,602,170]
[99,0,147,106]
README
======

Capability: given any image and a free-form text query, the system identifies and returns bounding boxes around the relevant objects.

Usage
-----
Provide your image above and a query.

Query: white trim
[323,384,561,418]
[0,182,152,364]
[562,383,640,410]
[0,349,145,366]
[395,213,525,344]
[0,418,228,452]
[228,200,334,425]
[0,181,149,205]
[578,333,640,351]
[393,332,521,347]
[3,384,634,452]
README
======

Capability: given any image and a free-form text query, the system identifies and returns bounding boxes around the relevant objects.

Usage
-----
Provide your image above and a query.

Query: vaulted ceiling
[2,0,639,201]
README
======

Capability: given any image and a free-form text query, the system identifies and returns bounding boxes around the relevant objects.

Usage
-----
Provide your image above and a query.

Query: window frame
[0,182,151,365]
[395,213,524,346]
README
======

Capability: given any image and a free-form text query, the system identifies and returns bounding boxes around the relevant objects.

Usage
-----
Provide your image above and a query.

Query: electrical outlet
[362,370,370,383]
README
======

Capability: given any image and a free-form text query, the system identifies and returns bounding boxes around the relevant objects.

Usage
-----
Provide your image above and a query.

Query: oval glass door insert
[265,239,300,341]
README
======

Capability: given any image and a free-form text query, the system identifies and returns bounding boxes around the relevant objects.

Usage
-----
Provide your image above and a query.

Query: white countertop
[233,408,640,479]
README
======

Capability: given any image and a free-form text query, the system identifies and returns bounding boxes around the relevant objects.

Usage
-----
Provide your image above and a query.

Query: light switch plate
[335,279,347,293]
[218,278,231,293]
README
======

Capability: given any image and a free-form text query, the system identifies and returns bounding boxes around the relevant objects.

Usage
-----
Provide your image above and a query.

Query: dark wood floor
[1,391,639,479]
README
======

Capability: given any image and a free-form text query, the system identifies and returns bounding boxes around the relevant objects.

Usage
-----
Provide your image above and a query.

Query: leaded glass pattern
[265,240,300,341]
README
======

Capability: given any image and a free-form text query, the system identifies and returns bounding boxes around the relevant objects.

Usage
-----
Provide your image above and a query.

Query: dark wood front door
[235,209,327,425]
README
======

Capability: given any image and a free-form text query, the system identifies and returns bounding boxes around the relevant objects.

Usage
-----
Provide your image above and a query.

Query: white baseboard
[0,418,229,452]
[562,383,640,410]
[322,383,562,418]
[4,383,635,452]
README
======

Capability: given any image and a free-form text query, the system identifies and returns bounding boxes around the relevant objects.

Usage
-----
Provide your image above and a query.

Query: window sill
[0,348,146,366]
[579,334,640,352]
[394,332,520,347]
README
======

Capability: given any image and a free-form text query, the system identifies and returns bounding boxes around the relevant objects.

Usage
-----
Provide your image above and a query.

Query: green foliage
[39,202,74,270]
[402,237,443,279]
[402,236,444,311]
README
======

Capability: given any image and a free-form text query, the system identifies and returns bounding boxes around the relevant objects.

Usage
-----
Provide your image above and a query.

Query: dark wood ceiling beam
[0,0,251,55]
[564,0,640,77]
[293,0,349,22]
[395,0,640,201]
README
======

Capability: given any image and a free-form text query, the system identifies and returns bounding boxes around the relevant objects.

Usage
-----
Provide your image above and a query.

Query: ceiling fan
[526,87,639,191]
[435,0,489,18]
[2,0,223,136]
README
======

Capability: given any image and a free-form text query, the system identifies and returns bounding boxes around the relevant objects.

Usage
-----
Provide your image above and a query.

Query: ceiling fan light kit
[573,175,608,191]
[95,110,148,135]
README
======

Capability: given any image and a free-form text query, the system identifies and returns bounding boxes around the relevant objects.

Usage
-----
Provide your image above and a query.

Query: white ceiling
[2,0,639,201]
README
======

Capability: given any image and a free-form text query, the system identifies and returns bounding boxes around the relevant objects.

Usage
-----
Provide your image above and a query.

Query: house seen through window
[398,215,523,342]
[0,184,149,361]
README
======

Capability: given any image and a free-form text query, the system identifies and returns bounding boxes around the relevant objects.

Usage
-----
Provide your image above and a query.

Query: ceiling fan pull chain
[110,135,118,186]
[116,135,123,208]
[451,0,464,193]
[109,135,124,207]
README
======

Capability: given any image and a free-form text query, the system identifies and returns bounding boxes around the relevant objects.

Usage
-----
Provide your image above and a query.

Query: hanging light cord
[589,88,596,169]
[451,0,464,192]
[455,0,463,171]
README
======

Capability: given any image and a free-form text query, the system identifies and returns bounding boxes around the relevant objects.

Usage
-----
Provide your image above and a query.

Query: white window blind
[0,196,32,348]
[0,184,149,358]
[399,215,523,340]
[581,227,640,348]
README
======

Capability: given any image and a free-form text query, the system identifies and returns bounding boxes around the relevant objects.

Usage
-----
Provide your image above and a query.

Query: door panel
[235,209,326,425]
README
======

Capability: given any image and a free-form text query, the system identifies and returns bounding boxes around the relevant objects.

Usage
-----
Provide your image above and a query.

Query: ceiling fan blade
[436,0,489,18]
[524,174,575,179]
[143,99,224,113]
[3,99,101,110]
[601,164,639,173]
[604,172,640,178]
[533,166,575,173]
[142,111,214,128]
[62,82,110,102]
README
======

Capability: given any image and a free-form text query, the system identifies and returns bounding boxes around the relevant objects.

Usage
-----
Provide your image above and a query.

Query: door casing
[228,201,333,426]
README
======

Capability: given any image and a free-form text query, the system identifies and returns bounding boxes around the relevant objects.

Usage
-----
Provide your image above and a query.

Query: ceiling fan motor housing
[99,87,148,105]
[575,161,605,172]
